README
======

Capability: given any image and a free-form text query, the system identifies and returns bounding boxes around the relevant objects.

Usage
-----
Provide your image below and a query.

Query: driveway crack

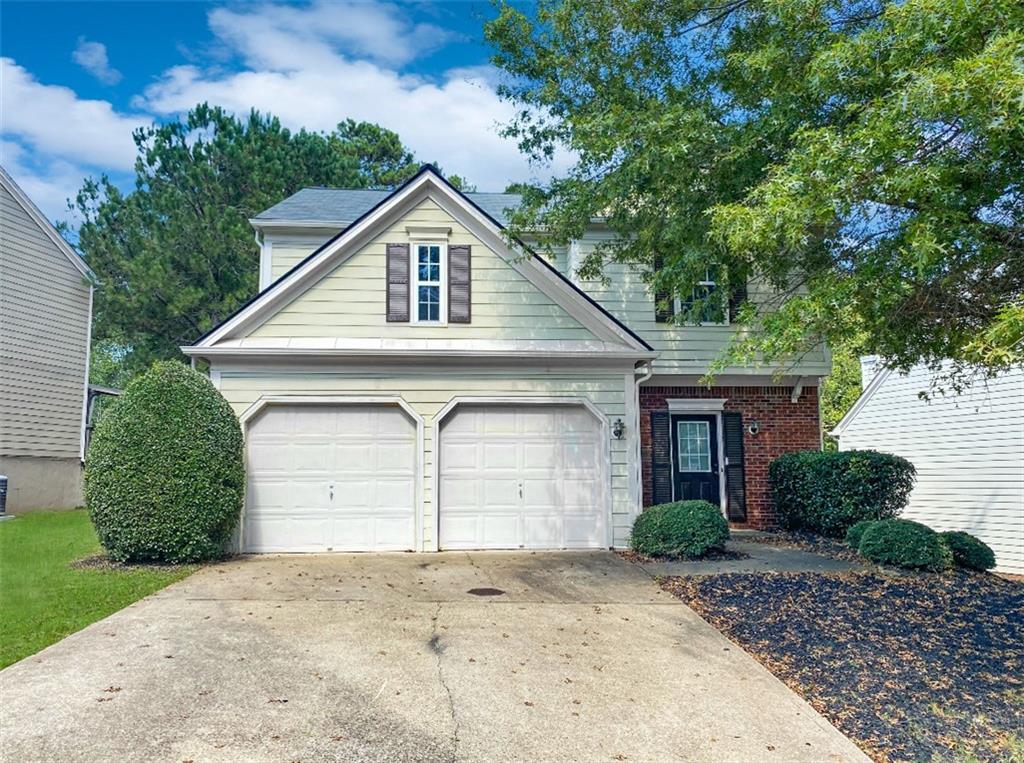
[430,601,460,762]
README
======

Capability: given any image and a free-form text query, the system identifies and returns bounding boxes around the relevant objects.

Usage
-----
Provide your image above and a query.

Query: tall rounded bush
[858,519,952,571]
[85,361,244,563]
[769,450,915,537]
[630,500,729,558]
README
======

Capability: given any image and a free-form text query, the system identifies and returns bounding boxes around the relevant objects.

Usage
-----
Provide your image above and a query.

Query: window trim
[675,419,713,473]
[410,240,448,325]
[672,267,729,326]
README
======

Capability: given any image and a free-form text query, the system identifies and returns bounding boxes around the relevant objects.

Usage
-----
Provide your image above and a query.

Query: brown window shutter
[448,244,471,323]
[386,243,410,322]
[653,255,674,323]
[650,410,673,505]
[722,411,747,521]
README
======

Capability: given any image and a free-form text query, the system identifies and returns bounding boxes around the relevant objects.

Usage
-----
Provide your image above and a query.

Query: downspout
[632,360,654,510]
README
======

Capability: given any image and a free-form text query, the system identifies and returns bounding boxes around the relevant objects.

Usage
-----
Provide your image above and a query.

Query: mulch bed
[664,570,1024,763]
[69,554,195,571]
[738,530,862,562]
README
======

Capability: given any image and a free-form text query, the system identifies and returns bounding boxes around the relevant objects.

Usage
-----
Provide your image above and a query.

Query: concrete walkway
[0,552,868,763]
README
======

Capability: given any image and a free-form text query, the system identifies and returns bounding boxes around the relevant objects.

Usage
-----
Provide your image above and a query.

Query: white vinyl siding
[250,198,600,344]
[565,229,831,377]
[0,185,90,459]
[838,365,1024,574]
[216,368,635,549]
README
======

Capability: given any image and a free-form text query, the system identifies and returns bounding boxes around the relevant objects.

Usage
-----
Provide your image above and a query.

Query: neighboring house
[833,358,1023,574]
[0,167,95,511]
[183,165,829,553]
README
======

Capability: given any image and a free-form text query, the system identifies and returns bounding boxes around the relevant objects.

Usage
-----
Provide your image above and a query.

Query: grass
[0,510,195,669]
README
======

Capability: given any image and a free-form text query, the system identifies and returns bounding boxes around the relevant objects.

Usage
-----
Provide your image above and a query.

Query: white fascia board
[0,165,97,282]
[182,345,655,362]
[830,366,893,437]
[198,169,650,354]
[249,218,349,230]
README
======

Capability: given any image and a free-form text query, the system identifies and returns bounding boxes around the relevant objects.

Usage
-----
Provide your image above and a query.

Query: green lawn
[0,510,195,669]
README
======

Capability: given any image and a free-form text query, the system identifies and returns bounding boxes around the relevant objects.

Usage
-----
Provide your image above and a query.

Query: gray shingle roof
[254,188,523,226]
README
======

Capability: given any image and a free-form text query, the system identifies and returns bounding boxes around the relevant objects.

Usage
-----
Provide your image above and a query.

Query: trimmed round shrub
[844,519,878,549]
[940,531,996,571]
[858,519,952,571]
[630,500,729,558]
[85,361,244,563]
[769,450,916,537]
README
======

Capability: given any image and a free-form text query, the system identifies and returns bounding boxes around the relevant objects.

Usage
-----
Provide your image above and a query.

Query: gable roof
[187,164,653,357]
[830,364,893,437]
[253,187,523,228]
[0,165,96,282]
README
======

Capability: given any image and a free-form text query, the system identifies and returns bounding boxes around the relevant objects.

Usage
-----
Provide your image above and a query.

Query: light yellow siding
[569,229,830,376]
[269,234,335,281]
[0,185,90,459]
[217,369,636,548]
[250,198,601,344]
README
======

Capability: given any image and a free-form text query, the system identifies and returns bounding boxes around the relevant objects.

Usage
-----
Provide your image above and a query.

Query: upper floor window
[413,242,446,323]
[674,267,727,325]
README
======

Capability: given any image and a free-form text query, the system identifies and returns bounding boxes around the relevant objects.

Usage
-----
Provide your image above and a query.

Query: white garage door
[439,405,606,550]
[245,405,417,552]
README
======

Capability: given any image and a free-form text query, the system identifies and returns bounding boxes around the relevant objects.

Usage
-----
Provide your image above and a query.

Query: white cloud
[0,139,89,223]
[72,38,123,85]
[136,2,567,189]
[0,58,145,171]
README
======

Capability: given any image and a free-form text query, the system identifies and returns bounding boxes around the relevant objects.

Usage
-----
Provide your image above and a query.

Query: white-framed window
[411,242,446,324]
[674,266,728,325]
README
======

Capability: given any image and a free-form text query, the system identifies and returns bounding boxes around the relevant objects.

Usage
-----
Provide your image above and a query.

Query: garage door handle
[518,481,523,499]
[329,484,334,501]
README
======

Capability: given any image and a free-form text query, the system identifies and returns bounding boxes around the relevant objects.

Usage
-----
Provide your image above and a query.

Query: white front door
[438,405,606,550]
[245,405,417,552]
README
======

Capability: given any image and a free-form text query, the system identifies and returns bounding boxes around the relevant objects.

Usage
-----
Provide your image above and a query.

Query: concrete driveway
[0,552,867,762]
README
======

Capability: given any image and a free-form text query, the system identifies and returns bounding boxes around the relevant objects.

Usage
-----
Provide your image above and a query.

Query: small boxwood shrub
[858,519,952,571]
[85,361,244,563]
[844,519,878,549]
[630,500,729,558]
[769,450,916,537]
[940,531,996,571]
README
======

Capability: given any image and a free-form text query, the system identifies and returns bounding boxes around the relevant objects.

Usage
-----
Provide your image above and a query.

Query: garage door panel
[439,404,606,550]
[245,404,416,552]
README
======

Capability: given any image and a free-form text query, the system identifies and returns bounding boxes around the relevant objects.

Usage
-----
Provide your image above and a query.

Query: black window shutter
[386,243,410,322]
[448,244,471,323]
[651,410,673,505]
[653,255,675,323]
[722,411,747,521]
[728,279,748,323]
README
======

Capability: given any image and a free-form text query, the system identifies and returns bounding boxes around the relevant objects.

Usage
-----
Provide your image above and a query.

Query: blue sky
[1,1,559,221]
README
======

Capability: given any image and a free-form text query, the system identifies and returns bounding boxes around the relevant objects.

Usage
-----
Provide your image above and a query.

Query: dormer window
[413,243,446,323]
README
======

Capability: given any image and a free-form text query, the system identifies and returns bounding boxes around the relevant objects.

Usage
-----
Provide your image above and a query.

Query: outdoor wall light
[747,420,761,436]
[612,418,626,439]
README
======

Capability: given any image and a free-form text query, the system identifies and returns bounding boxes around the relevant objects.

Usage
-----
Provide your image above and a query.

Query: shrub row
[845,519,996,571]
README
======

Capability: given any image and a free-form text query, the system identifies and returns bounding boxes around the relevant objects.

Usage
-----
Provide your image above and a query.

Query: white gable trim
[0,165,96,282]
[193,167,651,354]
[830,366,893,437]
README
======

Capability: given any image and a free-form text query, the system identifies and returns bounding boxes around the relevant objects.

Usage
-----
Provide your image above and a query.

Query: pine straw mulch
[69,553,197,572]
[615,547,751,564]
[663,570,1024,763]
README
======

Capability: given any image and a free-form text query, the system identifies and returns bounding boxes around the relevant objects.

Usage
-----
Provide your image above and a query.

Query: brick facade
[639,385,821,529]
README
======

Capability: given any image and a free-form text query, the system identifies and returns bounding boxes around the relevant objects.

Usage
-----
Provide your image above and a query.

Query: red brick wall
[639,386,821,529]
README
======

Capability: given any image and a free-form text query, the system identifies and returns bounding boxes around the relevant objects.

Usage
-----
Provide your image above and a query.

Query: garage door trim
[238,395,425,552]
[432,396,612,552]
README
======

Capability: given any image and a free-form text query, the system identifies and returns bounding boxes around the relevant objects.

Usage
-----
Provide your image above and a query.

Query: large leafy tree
[74,105,421,381]
[485,0,1024,383]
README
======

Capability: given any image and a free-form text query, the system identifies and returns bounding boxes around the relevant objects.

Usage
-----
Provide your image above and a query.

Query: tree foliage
[73,105,421,381]
[485,0,1024,380]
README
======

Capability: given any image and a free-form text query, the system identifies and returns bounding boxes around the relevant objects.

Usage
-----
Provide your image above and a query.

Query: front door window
[671,414,720,504]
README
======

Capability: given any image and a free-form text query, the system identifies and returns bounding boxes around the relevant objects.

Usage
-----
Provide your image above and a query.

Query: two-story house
[1,167,95,511]
[183,165,829,552]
